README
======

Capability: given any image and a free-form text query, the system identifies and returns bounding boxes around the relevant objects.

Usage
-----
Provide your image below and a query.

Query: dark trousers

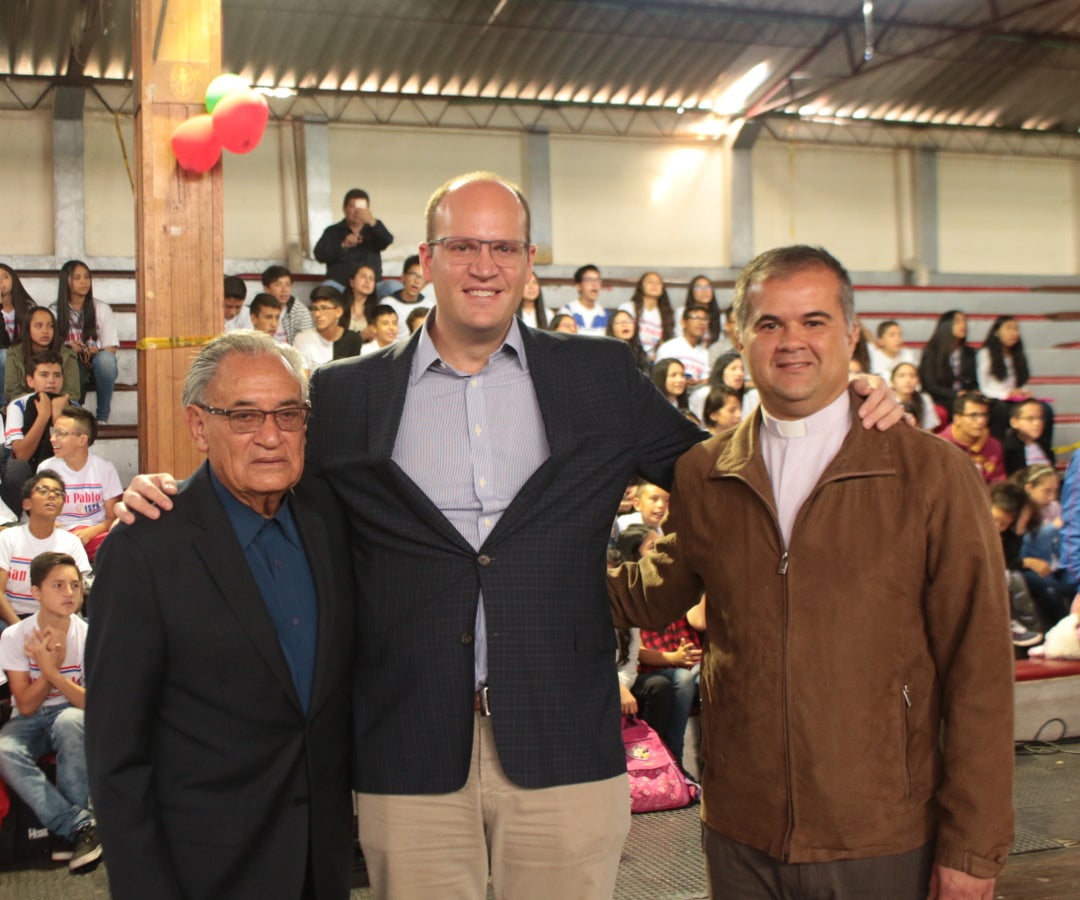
[703,824,934,900]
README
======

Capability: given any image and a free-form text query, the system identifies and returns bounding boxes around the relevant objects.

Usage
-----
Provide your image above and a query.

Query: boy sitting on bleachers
[1,350,73,515]
[0,551,101,871]
[0,471,91,631]
[37,406,121,562]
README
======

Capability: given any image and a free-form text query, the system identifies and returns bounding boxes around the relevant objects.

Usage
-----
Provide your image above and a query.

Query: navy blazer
[86,464,354,900]
[308,325,703,793]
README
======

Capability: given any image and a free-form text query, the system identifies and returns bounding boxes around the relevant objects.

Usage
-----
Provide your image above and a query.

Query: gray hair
[732,245,855,334]
[181,330,307,408]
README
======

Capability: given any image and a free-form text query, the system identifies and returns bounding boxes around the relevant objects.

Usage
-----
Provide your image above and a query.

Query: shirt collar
[208,465,302,550]
[409,314,529,384]
[761,389,851,440]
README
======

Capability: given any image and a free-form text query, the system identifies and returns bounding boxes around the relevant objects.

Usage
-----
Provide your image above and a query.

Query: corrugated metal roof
[2,0,1078,138]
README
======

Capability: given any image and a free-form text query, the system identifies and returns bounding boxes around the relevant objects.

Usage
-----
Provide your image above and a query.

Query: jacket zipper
[901,683,912,799]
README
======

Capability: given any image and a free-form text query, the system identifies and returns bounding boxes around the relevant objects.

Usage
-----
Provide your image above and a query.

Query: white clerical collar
[761,390,851,440]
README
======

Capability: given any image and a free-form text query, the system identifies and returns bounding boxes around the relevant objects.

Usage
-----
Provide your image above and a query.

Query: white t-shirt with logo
[36,453,123,530]
[0,612,88,714]
[0,525,91,616]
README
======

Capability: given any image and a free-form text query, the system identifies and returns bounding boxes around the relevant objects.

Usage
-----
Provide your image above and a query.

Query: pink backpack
[622,716,698,813]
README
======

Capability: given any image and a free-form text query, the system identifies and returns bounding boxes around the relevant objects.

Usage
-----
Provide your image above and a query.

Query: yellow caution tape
[1053,441,1080,455]
[135,336,217,350]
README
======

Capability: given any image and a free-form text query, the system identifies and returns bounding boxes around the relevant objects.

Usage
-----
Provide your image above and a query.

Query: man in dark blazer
[86,332,354,900]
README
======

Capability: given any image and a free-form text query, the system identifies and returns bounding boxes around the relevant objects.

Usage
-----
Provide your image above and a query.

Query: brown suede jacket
[610,388,1014,878]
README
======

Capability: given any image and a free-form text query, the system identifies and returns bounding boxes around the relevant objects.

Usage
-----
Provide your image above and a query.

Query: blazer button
[477,554,491,567]
[461,632,474,646]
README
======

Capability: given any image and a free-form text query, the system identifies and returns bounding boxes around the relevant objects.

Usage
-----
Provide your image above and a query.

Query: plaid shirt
[638,618,701,673]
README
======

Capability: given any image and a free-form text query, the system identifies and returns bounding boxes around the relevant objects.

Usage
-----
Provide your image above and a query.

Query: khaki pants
[357,714,631,900]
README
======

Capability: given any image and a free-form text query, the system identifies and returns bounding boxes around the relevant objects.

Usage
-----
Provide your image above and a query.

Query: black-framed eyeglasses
[426,237,530,265]
[197,404,311,434]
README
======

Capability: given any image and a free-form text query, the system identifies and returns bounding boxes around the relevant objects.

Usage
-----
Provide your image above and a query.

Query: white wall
[84,111,137,258]
[549,136,728,269]
[752,139,901,271]
[327,125,523,272]
[0,109,53,255]
[937,154,1076,275]
[4,106,1080,279]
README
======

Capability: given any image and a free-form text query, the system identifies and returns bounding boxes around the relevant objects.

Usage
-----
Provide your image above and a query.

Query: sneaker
[69,822,103,872]
[51,838,74,862]
[1011,619,1043,648]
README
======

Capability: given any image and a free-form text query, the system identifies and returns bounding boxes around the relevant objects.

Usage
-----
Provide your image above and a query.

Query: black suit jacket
[86,464,354,900]
[307,325,703,793]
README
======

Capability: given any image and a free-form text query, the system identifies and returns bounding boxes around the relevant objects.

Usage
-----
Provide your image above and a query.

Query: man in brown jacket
[610,245,1014,900]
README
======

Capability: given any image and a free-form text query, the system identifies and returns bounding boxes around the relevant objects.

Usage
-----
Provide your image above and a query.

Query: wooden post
[133,0,223,475]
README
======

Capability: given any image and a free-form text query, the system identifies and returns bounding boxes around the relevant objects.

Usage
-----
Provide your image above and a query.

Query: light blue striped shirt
[392,318,550,688]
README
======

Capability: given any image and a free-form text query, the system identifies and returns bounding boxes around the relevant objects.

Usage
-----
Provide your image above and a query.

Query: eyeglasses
[32,485,65,499]
[197,404,311,434]
[427,237,530,265]
[686,314,708,322]
[49,428,80,439]
[402,270,425,280]
[310,304,340,313]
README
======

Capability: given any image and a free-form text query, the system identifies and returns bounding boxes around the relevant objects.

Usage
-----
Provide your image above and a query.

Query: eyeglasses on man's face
[197,404,311,434]
[427,237,530,265]
[310,304,341,314]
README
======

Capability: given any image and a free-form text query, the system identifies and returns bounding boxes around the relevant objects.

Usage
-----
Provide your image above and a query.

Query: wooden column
[133,0,223,475]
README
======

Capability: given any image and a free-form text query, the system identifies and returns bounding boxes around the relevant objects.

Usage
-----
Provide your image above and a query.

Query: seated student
[223,275,248,333]
[560,264,609,335]
[260,265,313,344]
[359,304,400,356]
[0,471,91,630]
[2,351,73,514]
[1010,465,1075,623]
[383,255,429,327]
[548,313,578,334]
[989,482,1045,648]
[291,286,361,375]
[617,482,669,534]
[4,307,80,414]
[1004,398,1054,474]
[248,293,284,342]
[37,406,121,563]
[890,361,940,431]
[655,305,710,386]
[611,526,674,744]
[702,384,743,435]
[937,391,1006,484]
[868,320,917,378]
[405,306,430,336]
[638,613,701,771]
[0,551,101,871]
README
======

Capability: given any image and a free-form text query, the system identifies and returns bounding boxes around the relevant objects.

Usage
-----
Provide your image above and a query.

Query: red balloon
[212,89,269,154]
[171,115,221,173]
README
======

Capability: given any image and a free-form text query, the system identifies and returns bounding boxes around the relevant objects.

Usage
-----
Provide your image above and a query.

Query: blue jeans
[652,665,699,763]
[0,705,92,841]
[79,349,118,422]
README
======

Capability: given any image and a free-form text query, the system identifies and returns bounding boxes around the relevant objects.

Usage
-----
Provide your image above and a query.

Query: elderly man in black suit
[120,174,900,900]
[86,332,354,900]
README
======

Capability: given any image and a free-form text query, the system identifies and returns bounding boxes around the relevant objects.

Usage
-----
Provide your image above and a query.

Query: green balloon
[205,74,249,114]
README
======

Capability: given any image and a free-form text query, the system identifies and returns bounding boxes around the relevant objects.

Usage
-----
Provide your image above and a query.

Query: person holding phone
[314,188,394,289]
